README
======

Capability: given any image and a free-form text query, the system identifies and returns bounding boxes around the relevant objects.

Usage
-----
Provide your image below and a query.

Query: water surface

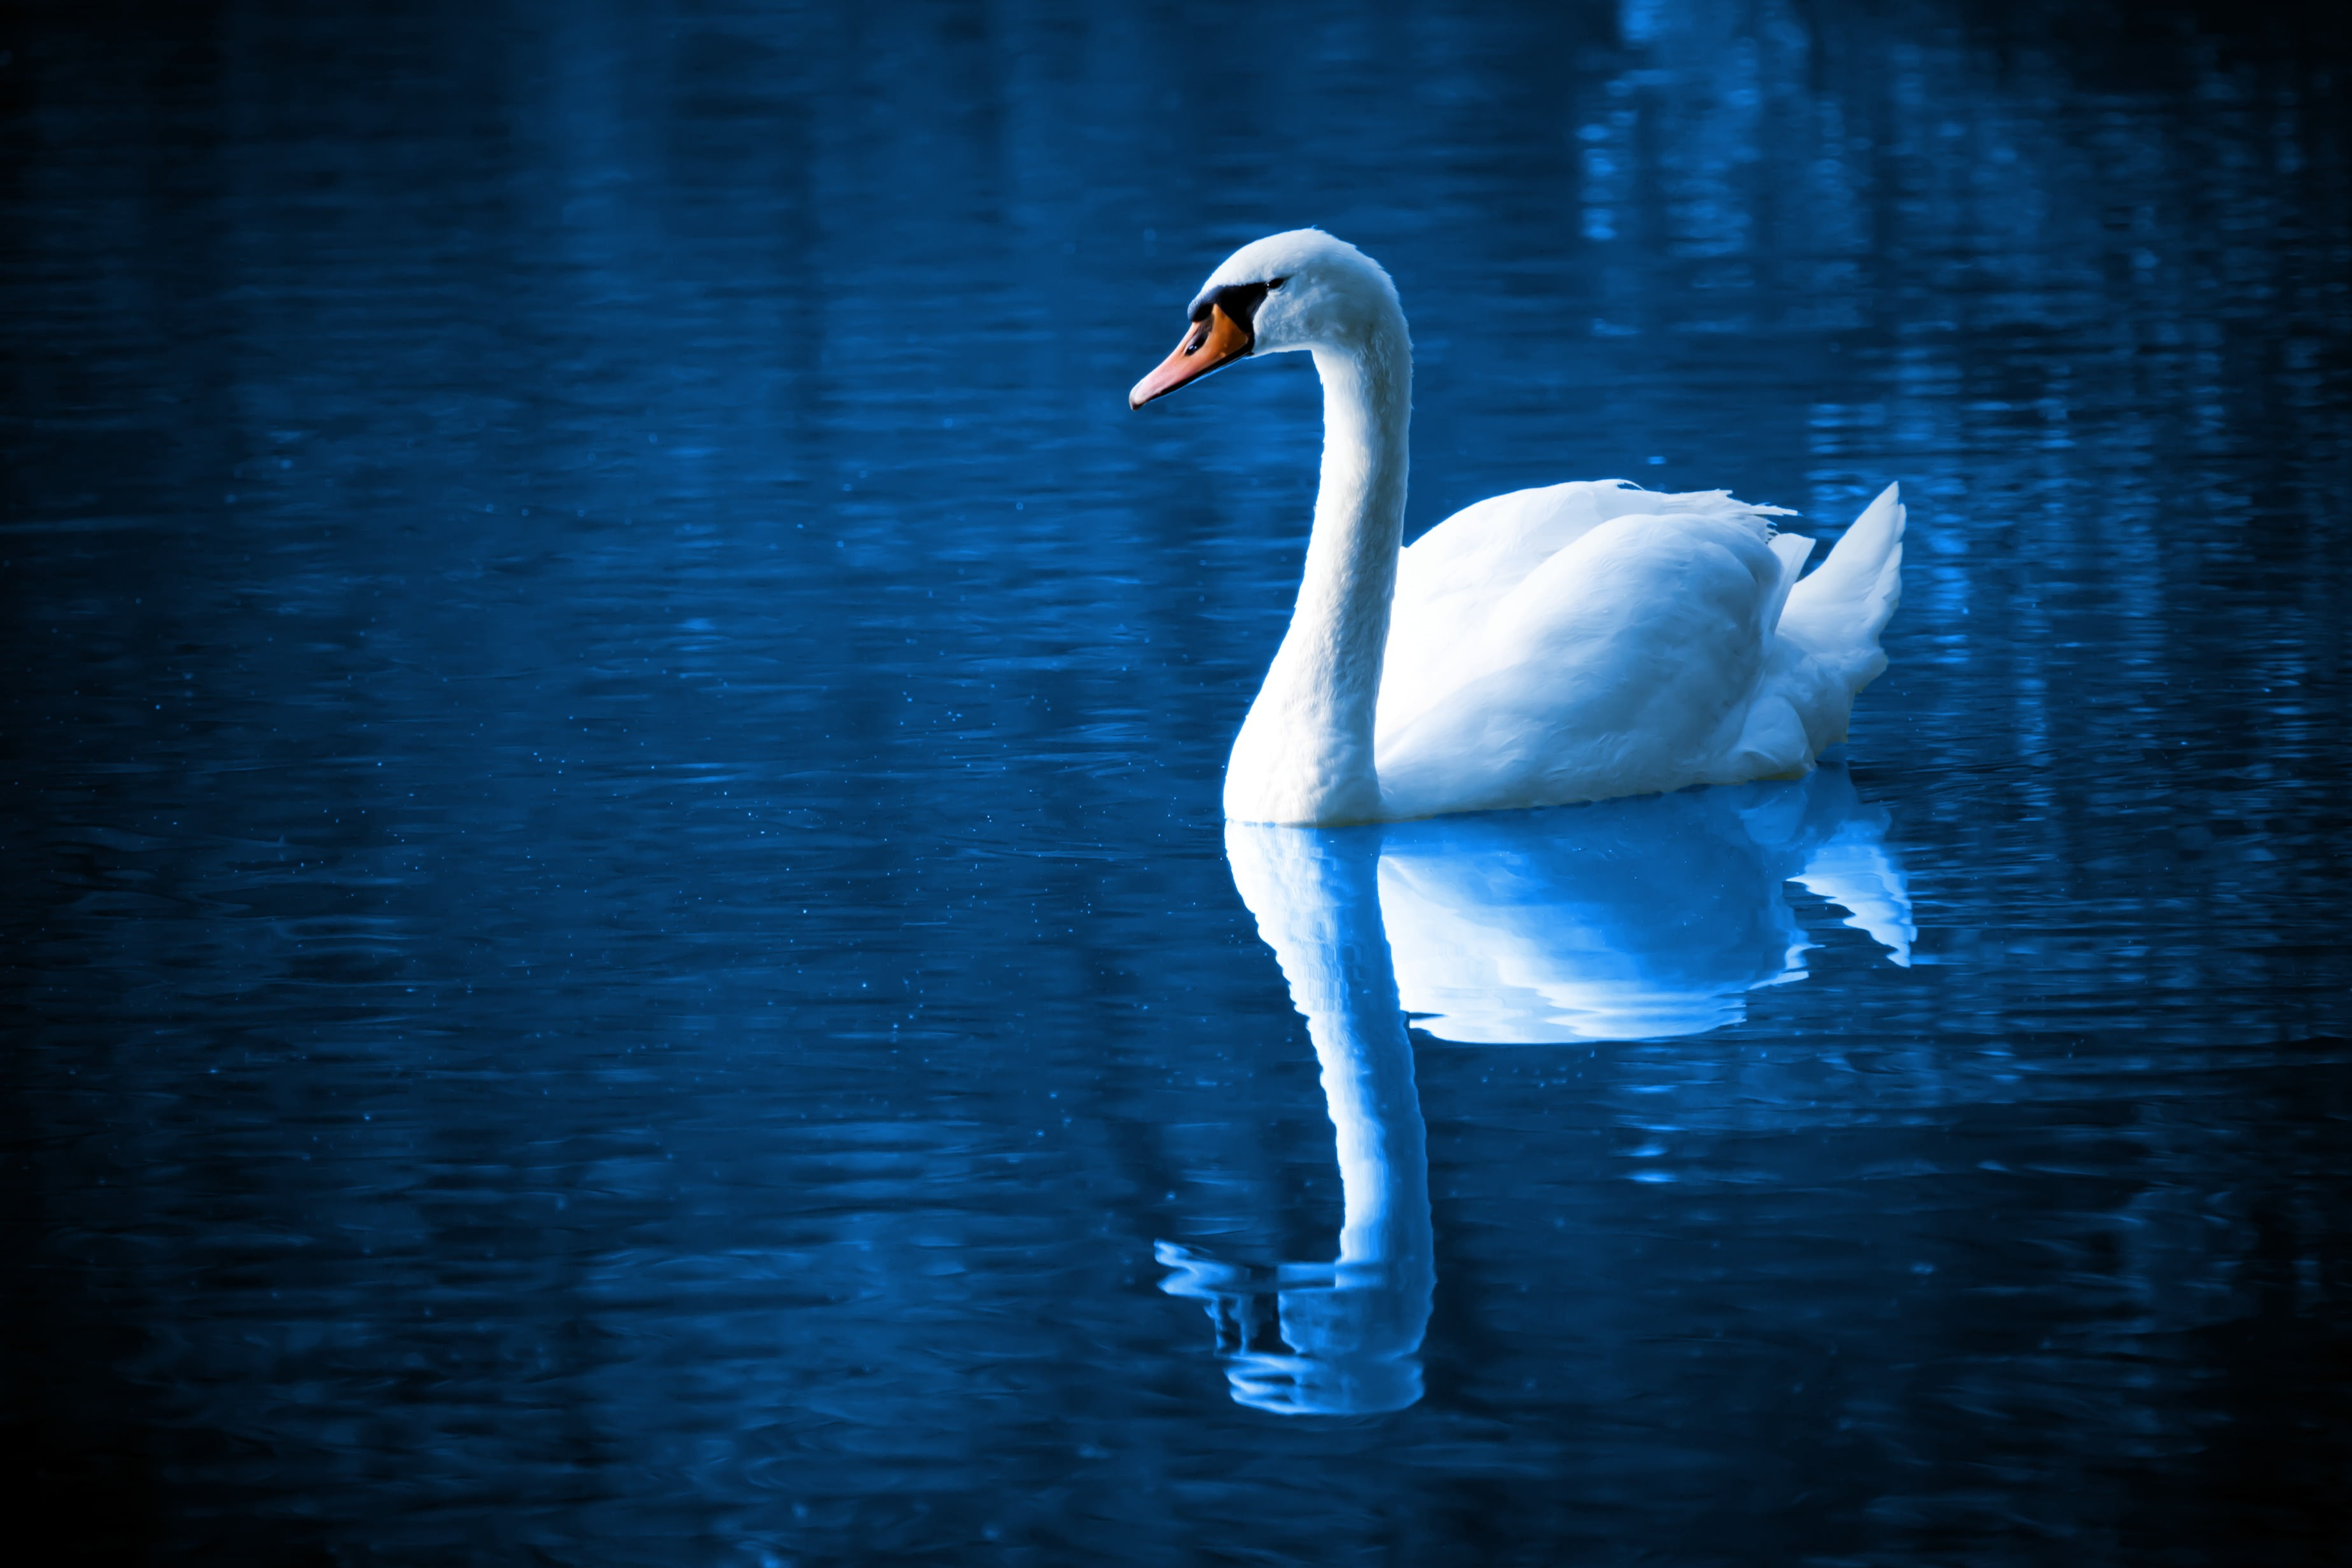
[6,2,2350,1563]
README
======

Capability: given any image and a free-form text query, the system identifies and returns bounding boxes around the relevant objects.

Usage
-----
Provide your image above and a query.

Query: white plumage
[1378,478,1905,818]
[1132,230,1905,825]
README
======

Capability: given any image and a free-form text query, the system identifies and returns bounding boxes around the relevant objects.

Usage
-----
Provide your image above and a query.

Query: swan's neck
[1225,322,1411,825]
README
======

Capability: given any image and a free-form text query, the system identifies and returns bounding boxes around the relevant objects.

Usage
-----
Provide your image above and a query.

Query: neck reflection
[1159,823,1434,1416]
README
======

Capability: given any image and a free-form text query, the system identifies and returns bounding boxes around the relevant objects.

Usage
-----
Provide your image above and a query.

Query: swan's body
[1131,230,1905,826]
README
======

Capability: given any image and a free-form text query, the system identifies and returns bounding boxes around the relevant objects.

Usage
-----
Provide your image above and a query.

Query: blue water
[6,2,2350,1562]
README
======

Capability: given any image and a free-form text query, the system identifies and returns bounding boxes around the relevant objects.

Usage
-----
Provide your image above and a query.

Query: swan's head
[1129,230,1403,409]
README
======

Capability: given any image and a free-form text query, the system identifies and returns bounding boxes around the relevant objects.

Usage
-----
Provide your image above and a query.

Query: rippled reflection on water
[6,1,2349,1563]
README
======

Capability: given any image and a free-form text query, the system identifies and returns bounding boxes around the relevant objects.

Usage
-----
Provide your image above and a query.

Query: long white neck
[1224,316,1411,825]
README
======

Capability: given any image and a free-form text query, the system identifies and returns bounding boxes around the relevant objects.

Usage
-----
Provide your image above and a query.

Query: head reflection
[1161,769,1912,1415]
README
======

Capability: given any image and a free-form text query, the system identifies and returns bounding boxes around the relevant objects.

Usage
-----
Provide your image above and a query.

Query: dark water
[6,1,2351,1562]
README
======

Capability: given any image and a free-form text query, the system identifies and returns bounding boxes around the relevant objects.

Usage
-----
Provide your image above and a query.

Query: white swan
[1131,230,1906,826]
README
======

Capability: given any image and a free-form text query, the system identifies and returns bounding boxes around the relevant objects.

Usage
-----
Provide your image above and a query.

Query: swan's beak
[1129,302,1253,409]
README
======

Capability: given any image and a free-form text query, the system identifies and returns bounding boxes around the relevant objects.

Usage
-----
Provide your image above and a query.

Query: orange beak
[1129,302,1254,409]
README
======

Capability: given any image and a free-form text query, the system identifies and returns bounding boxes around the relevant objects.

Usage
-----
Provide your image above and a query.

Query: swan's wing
[1392,480,1795,643]
[1379,504,1789,815]
[1392,481,1626,633]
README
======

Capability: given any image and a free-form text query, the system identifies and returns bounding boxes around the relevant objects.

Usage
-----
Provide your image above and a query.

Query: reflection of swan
[1159,826,1434,1416]
[1158,771,1910,1412]
[1131,230,1905,827]
[1383,768,1913,1044]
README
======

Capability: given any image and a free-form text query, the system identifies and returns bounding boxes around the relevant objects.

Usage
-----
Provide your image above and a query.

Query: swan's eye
[1266,276,1288,291]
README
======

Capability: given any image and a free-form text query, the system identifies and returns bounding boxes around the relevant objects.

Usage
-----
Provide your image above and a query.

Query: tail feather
[1760,531,1817,636]
[1777,482,1905,689]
